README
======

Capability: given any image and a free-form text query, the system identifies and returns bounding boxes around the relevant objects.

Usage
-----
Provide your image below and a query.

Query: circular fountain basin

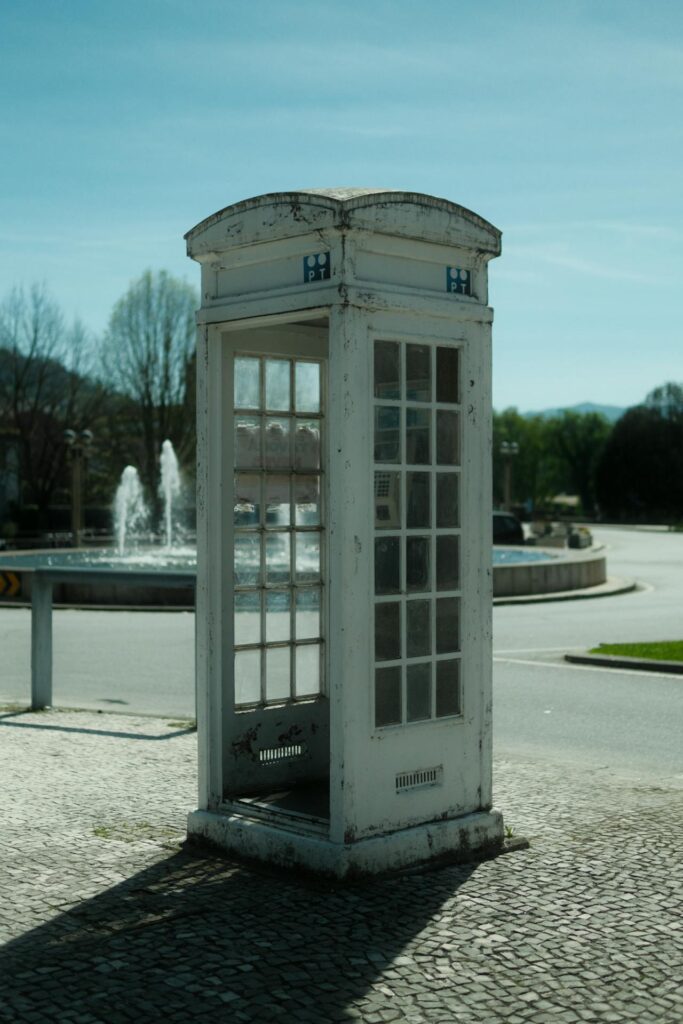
[0,543,607,606]
[493,544,607,599]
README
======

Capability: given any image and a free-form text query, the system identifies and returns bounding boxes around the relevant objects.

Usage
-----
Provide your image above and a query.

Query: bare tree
[0,284,102,513]
[100,270,197,517]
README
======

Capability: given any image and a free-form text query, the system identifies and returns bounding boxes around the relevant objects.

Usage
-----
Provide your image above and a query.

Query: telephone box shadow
[0,842,481,1022]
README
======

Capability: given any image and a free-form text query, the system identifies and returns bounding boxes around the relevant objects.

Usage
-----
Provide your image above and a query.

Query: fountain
[114,465,150,555]
[159,439,182,550]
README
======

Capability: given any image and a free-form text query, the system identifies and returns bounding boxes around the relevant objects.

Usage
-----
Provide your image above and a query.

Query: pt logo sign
[303,252,331,283]
[446,267,471,296]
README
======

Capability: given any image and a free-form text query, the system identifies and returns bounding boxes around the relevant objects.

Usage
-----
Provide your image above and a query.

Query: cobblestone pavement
[1,706,681,1023]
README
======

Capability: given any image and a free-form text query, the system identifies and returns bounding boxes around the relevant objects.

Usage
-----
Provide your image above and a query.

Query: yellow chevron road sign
[0,571,21,598]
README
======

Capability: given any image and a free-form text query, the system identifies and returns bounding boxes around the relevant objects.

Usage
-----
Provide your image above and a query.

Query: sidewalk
[1,706,681,1023]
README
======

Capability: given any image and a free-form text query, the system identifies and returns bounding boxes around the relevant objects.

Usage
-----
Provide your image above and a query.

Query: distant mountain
[523,402,626,423]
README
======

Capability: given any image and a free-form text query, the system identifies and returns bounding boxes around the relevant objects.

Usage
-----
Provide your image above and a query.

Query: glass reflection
[436,473,458,527]
[374,341,400,400]
[406,472,430,528]
[235,649,261,704]
[437,410,459,465]
[374,406,400,463]
[406,408,430,464]
[436,597,459,653]
[374,471,400,529]
[234,357,260,410]
[235,416,261,469]
[265,476,290,526]
[295,644,320,696]
[295,533,320,583]
[437,536,459,591]
[406,536,430,592]
[436,659,461,717]
[407,662,431,722]
[407,600,431,658]
[294,476,321,526]
[265,532,290,585]
[375,666,402,727]
[375,602,401,662]
[266,590,290,643]
[406,345,431,402]
[265,647,290,702]
[234,475,260,527]
[234,534,260,587]
[295,362,320,413]
[437,347,459,404]
[265,417,291,470]
[265,359,290,412]
[375,537,400,594]
[234,591,260,646]
[294,420,321,470]
[295,589,320,640]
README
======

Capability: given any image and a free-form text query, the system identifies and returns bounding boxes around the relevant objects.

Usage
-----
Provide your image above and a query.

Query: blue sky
[1,0,681,411]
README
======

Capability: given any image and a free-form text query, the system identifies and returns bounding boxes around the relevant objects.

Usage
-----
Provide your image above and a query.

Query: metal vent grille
[259,743,307,765]
[395,765,443,793]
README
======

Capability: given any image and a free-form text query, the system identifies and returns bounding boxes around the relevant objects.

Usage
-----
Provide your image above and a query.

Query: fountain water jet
[159,439,182,549]
[113,466,150,555]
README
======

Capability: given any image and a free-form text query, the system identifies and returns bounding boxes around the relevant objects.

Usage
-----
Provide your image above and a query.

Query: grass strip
[589,640,683,662]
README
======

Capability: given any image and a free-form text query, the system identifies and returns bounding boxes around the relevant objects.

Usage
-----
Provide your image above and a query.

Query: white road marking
[493,655,683,680]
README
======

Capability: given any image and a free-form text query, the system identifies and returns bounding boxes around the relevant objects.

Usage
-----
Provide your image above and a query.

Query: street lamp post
[500,440,519,511]
[64,429,94,548]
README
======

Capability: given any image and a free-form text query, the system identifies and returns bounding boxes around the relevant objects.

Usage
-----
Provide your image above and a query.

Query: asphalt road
[1,526,681,779]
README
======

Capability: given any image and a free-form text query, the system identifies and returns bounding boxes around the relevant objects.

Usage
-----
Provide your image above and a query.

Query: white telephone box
[186,189,504,876]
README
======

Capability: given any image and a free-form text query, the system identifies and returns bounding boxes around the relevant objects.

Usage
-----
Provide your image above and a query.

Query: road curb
[493,576,637,606]
[565,652,683,675]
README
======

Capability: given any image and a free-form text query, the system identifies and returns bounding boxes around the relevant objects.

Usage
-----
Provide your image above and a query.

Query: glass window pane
[436,473,459,528]
[375,602,401,662]
[295,362,320,413]
[436,660,461,717]
[406,536,430,592]
[406,344,431,402]
[375,537,400,595]
[295,644,320,697]
[265,417,291,470]
[436,411,459,466]
[406,600,431,658]
[265,359,290,411]
[234,591,260,646]
[374,341,400,400]
[374,471,400,529]
[296,589,320,640]
[437,536,459,591]
[235,649,261,705]
[406,408,430,465]
[266,590,290,643]
[374,406,400,463]
[294,420,321,470]
[265,647,290,702]
[234,475,260,527]
[375,666,402,727]
[406,472,430,529]
[436,597,460,653]
[265,476,290,526]
[235,416,261,469]
[407,662,431,722]
[234,534,260,587]
[294,476,321,526]
[265,532,290,585]
[296,533,320,583]
[436,347,459,404]
[234,357,260,410]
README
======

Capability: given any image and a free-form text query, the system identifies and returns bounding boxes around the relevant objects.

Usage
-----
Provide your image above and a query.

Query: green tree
[492,409,563,512]
[100,270,198,517]
[544,411,612,516]
[596,383,683,522]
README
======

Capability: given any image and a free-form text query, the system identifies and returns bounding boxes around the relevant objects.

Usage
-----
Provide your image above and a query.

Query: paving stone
[0,707,681,1024]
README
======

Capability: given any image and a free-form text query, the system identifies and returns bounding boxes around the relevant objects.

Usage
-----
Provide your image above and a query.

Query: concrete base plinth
[186,807,505,878]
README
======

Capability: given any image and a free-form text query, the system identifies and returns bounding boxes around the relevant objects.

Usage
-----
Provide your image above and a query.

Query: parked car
[493,511,525,545]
